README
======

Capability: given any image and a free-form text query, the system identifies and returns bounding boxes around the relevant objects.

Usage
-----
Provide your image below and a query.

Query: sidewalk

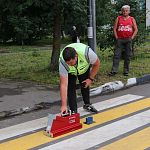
[0,74,150,118]
[0,80,60,112]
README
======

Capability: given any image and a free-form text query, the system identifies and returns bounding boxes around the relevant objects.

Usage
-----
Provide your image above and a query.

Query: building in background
[146,0,150,27]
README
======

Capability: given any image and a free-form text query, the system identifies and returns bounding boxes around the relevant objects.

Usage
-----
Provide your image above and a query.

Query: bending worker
[59,43,100,114]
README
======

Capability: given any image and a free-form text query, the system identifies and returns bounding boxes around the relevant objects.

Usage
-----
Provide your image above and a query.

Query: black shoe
[108,72,117,76]
[72,110,77,114]
[83,104,98,113]
[70,109,77,114]
[123,72,128,76]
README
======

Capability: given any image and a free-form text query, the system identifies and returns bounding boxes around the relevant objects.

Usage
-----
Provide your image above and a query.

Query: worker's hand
[82,78,93,88]
[60,105,68,116]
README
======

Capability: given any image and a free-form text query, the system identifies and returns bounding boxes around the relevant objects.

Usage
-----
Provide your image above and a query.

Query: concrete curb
[0,74,150,119]
[90,81,124,97]
[90,74,150,97]
[0,102,53,119]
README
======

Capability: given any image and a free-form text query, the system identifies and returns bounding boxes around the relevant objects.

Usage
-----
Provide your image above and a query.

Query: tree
[0,0,87,71]
[0,0,54,44]
[49,0,87,71]
[0,0,15,43]
[50,0,61,71]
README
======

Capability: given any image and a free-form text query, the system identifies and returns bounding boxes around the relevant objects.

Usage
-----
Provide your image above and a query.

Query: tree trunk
[49,2,61,71]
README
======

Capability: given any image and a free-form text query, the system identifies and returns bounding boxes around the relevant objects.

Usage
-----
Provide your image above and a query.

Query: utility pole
[87,0,96,52]
[92,0,96,52]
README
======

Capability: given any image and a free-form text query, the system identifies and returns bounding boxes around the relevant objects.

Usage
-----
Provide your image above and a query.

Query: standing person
[109,5,138,76]
[59,43,100,114]
[71,26,79,43]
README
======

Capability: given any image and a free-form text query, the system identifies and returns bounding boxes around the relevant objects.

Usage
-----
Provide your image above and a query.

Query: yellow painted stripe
[0,98,149,150]
[99,127,150,150]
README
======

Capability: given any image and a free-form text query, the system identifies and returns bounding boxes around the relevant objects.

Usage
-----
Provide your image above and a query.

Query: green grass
[0,41,150,86]
[0,49,59,85]
[95,42,150,86]
[0,45,52,53]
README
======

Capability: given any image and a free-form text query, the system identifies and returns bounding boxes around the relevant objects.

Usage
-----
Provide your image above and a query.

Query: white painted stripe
[78,94,144,116]
[39,109,150,150]
[0,117,47,141]
[0,94,143,141]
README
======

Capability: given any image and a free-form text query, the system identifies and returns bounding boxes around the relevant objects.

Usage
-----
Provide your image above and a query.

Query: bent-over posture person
[59,43,100,114]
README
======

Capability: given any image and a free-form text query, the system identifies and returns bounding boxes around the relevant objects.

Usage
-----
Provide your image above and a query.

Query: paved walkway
[0,80,60,112]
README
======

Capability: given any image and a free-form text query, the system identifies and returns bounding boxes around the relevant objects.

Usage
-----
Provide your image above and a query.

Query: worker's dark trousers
[67,68,90,112]
[111,38,132,74]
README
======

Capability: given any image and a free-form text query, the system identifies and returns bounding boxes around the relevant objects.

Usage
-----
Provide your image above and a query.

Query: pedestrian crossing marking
[100,126,150,150]
[1,94,143,141]
[39,110,150,150]
[0,97,149,150]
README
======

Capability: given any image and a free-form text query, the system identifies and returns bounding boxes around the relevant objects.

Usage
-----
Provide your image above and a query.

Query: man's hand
[82,78,93,88]
[60,105,68,115]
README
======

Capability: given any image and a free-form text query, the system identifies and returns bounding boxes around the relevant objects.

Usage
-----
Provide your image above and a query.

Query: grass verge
[0,41,150,87]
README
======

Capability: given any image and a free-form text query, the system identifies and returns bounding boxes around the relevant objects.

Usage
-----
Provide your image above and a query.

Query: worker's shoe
[83,104,98,113]
[71,110,77,114]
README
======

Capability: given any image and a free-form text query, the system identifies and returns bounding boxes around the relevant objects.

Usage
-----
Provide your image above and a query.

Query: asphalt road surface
[0,83,150,150]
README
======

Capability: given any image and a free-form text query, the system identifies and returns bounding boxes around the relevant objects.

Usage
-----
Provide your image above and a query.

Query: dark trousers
[67,68,90,112]
[111,39,132,73]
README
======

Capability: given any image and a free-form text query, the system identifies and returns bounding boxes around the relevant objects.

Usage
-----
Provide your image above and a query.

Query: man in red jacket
[109,5,138,76]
